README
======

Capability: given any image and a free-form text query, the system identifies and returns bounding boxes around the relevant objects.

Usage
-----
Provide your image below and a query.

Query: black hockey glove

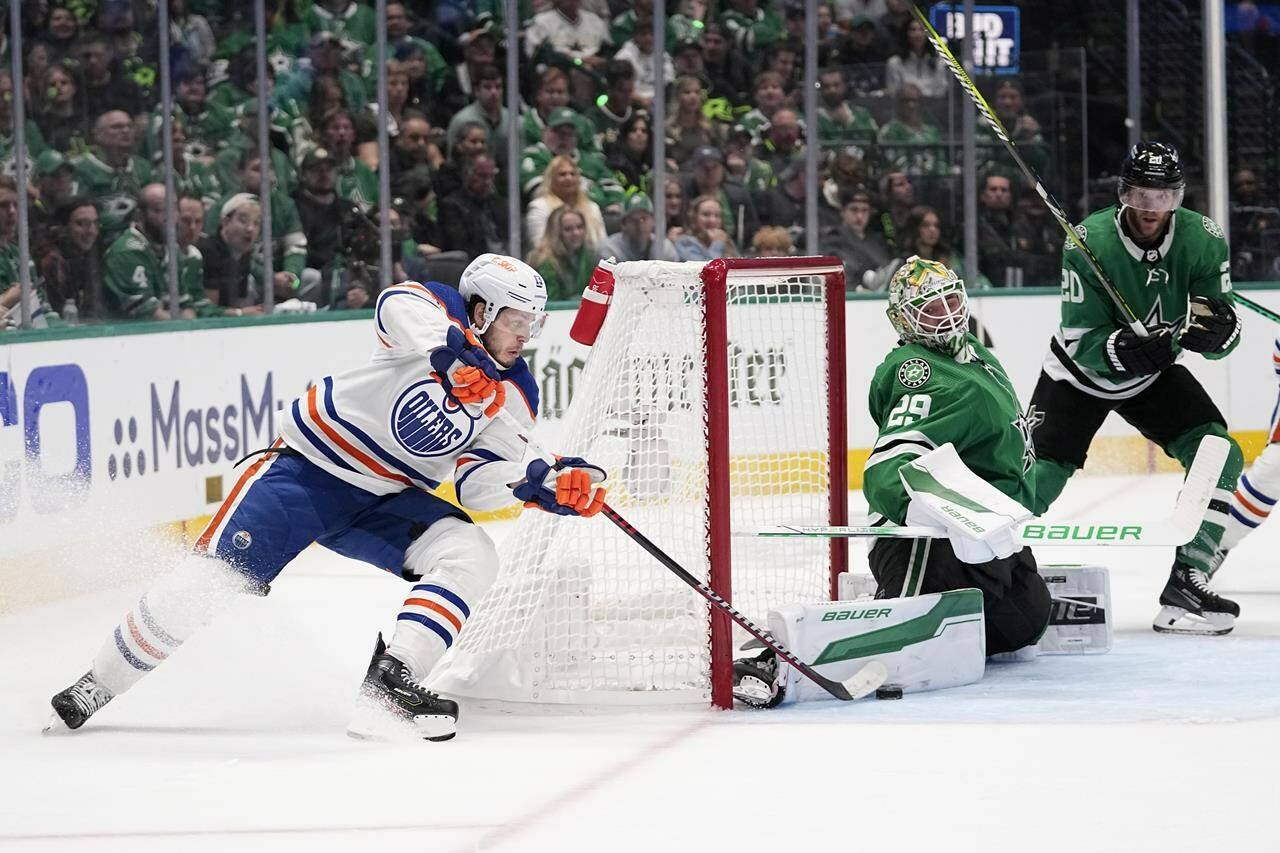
[1108,326,1176,375]
[1179,296,1240,354]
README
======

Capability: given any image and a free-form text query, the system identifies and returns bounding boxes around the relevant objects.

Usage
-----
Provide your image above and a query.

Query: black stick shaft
[598,503,854,701]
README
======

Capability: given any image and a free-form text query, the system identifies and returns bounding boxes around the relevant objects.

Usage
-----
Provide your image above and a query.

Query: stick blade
[841,660,889,700]
[1170,435,1231,539]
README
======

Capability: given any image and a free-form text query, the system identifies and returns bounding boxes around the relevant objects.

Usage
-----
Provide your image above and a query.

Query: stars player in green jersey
[863,257,1050,655]
[1029,142,1244,635]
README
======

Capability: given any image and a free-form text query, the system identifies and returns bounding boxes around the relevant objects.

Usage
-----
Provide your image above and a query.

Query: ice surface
[2,473,1277,851]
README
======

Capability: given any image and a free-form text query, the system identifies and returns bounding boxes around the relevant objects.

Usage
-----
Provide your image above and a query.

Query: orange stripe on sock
[126,613,168,661]
[195,438,282,552]
[402,598,463,633]
[306,386,412,487]
[1235,491,1271,519]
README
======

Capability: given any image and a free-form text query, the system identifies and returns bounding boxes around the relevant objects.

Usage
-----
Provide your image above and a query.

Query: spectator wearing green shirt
[71,110,156,244]
[317,109,379,209]
[719,0,785,53]
[103,184,186,320]
[876,84,945,177]
[816,68,878,155]
[303,0,377,50]
[273,31,368,116]
[0,176,55,329]
[527,206,597,301]
[175,194,221,317]
[445,64,511,169]
[519,107,623,214]
[207,150,309,281]
[371,3,448,103]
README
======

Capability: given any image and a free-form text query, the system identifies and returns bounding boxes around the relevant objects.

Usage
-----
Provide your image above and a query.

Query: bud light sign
[929,4,1021,74]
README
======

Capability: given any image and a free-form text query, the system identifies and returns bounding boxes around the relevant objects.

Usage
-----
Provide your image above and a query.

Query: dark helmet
[1119,141,1185,212]
[1120,141,1185,190]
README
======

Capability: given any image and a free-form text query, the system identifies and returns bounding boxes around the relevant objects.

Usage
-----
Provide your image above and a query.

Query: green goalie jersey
[864,334,1038,525]
[1042,205,1235,400]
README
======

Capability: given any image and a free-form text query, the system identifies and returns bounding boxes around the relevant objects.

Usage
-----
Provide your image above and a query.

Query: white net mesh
[429,260,839,705]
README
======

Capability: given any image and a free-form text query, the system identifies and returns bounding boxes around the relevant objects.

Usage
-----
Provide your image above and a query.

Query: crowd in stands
[0,0,1275,330]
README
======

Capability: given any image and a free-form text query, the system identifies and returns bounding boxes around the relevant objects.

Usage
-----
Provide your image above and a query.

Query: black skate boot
[46,670,114,732]
[732,648,785,709]
[1153,562,1240,636]
[347,634,458,741]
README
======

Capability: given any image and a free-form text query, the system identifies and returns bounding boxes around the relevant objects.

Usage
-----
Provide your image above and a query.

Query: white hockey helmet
[459,253,549,337]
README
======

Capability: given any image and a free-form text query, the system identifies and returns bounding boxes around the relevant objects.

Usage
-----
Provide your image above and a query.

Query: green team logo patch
[898,358,931,389]
[1202,216,1224,239]
[1064,223,1087,251]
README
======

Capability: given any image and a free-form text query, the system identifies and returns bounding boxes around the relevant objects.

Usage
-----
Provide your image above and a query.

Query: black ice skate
[732,648,785,709]
[45,670,115,732]
[1152,562,1239,636]
[347,634,458,741]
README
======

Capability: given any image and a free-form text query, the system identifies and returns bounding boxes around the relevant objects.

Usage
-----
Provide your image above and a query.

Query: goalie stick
[492,407,889,704]
[759,435,1229,547]
[911,5,1150,337]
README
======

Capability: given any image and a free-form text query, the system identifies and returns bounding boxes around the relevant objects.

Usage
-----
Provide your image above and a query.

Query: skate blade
[1152,606,1235,636]
[42,712,72,735]
[347,703,456,743]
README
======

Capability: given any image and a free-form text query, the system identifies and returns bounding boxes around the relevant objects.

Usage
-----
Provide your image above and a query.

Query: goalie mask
[886,256,969,356]
[459,253,548,338]
[1118,141,1185,213]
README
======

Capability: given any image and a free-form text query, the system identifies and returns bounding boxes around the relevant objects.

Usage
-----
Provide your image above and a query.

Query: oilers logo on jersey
[391,378,479,458]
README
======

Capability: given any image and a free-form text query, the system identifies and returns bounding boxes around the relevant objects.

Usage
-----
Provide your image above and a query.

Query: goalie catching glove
[513,457,608,517]
[1178,295,1239,354]
[433,326,506,417]
[900,444,1033,564]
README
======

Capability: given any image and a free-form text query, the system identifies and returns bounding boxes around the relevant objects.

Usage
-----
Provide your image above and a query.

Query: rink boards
[2,289,1279,570]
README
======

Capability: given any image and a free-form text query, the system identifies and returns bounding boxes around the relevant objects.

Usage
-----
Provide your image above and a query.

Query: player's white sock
[92,554,256,696]
[387,518,498,681]
[1222,443,1280,551]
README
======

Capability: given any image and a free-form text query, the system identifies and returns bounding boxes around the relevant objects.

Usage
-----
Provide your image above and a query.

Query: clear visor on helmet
[904,276,968,349]
[491,306,546,339]
[1118,180,1184,213]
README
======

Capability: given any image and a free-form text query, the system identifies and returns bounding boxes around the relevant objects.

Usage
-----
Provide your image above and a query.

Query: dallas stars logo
[898,358,931,389]
[1014,405,1044,474]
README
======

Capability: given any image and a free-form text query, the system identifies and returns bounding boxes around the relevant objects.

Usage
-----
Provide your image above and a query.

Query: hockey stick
[1234,292,1280,325]
[492,408,889,703]
[759,434,1229,548]
[912,5,1149,337]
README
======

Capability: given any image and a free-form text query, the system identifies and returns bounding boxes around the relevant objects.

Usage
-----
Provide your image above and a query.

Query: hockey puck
[875,686,903,700]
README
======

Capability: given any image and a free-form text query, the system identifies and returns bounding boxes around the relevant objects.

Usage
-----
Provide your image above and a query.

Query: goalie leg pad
[766,589,987,703]
[388,518,499,681]
[869,538,1050,656]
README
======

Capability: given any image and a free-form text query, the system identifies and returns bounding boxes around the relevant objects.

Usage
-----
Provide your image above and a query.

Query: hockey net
[430,258,847,708]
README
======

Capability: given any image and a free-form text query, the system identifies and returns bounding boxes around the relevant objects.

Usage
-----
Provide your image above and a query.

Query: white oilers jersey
[280,281,540,510]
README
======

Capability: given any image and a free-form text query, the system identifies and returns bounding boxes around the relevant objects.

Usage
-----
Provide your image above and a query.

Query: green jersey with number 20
[864,334,1038,525]
[1043,205,1235,400]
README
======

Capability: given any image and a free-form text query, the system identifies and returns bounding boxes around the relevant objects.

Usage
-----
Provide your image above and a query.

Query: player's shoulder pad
[499,357,540,420]
[874,342,946,394]
[423,280,471,326]
[1183,207,1226,241]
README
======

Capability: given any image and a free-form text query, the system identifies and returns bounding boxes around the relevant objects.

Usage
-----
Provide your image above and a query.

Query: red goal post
[701,257,848,707]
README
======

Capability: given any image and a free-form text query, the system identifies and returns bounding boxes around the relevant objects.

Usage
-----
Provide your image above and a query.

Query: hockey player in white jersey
[47,254,608,740]
[1207,336,1280,624]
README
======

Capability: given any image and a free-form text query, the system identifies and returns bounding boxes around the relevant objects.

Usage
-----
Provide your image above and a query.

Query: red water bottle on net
[569,257,617,346]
